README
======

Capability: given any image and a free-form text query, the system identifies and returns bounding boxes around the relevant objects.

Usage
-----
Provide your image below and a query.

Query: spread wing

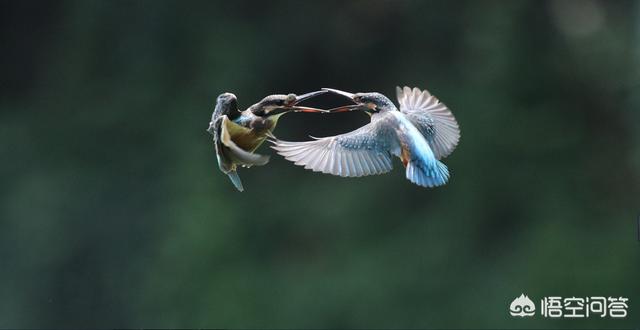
[271,120,396,177]
[215,116,269,172]
[396,86,460,159]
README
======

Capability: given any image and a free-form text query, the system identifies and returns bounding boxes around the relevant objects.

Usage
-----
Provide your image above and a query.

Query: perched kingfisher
[208,91,326,191]
[271,87,460,188]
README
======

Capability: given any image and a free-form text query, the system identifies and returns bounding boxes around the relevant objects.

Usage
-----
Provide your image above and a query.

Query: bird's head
[215,92,238,112]
[213,92,239,119]
[322,88,396,113]
[208,92,239,134]
[248,91,327,117]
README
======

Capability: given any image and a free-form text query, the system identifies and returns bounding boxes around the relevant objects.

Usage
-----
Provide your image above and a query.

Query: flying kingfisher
[208,91,327,191]
[271,87,460,188]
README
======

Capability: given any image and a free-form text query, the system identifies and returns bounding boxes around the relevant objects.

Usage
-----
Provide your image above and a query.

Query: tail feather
[406,159,449,187]
[227,171,244,192]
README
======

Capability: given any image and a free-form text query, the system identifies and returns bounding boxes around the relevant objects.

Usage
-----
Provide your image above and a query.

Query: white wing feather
[272,122,394,177]
[396,86,460,159]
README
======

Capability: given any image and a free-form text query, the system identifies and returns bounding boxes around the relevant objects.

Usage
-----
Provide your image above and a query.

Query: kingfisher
[208,90,327,191]
[271,87,460,188]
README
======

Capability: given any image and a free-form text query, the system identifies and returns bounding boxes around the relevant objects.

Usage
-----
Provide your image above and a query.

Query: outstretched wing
[271,120,396,177]
[396,86,460,159]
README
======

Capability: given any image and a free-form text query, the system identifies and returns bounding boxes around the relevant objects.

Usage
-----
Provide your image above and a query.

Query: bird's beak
[321,88,363,113]
[323,88,356,99]
[295,90,327,103]
[271,90,328,115]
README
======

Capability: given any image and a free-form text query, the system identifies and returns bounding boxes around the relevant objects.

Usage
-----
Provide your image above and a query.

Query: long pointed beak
[269,105,327,115]
[286,106,327,113]
[293,90,327,103]
[271,90,329,115]
[322,88,356,100]
[287,90,328,113]
[324,104,362,113]
[321,88,365,113]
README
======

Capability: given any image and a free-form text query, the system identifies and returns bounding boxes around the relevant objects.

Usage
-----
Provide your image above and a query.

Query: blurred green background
[1,0,639,328]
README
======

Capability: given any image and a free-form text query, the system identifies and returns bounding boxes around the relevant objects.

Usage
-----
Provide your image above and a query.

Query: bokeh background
[1,0,639,328]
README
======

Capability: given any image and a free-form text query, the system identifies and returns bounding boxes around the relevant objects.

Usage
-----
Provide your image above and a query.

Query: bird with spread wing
[270,87,460,188]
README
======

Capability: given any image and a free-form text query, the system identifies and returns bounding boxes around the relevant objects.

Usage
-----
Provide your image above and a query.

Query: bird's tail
[227,171,244,192]
[405,144,450,188]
